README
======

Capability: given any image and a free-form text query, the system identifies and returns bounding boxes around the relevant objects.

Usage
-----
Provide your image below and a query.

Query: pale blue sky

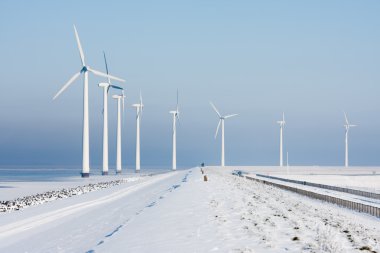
[0,0,379,167]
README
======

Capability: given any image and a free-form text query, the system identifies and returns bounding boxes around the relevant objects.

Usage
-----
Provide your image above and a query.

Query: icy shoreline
[0,178,139,213]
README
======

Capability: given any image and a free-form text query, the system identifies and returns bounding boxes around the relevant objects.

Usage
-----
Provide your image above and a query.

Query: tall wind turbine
[277,113,286,167]
[53,25,125,178]
[99,52,124,175]
[169,90,180,170]
[344,112,357,167]
[113,91,126,174]
[210,102,238,167]
[132,92,143,172]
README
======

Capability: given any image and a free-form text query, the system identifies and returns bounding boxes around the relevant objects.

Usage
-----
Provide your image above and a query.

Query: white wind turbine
[113,91,126,174]
[344,112,357,167]
[53,25,125,178]
[169,90,180,170]
[277,113,286,167]
[99,52,124,175]
[210,102,238,167]
[132,92,144,172]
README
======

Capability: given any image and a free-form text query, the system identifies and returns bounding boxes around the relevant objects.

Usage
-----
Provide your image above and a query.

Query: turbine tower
[210,102,238,167]
[277,113,286,167]
[169,90,180,170]
[132,92,143,172]
[53,25,124,178]
[113,91,126,174]
[99,52,124,175]
[344,112,357,167]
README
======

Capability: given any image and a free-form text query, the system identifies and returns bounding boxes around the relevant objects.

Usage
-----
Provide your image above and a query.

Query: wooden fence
[245,175,380,218]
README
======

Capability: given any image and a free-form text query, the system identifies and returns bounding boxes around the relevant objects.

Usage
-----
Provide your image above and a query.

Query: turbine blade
[344,111,349,125]
[215,120,221,139]
[224,114,238,119]
[176,88,179,112]
[139,91,143,117]
[53,72,81,100]
[103,51,111,84]
[122,90,125,125]
[282,112,285,123]
[73,25,85,66]
[110,85,123,90]
[87,67,125,82]
[122,91,125,113]
[210,102,221,117]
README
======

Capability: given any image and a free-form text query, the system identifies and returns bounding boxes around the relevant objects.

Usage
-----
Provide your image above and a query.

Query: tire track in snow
[0,172,177,240]
[86,170,193,253]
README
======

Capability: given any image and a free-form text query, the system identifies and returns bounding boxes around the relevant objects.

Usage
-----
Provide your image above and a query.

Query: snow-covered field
[268,174,380,194]
[215,166,380,194]
[0,167,379,252]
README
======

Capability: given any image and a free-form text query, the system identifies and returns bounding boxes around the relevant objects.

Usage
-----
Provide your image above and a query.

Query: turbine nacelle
[277,112,286,127]
[81,66,88,73]
[112,95,123,99]
[98,82,109,88]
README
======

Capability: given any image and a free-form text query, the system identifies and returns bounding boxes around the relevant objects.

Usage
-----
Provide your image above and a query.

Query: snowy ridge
[0,177,139,213]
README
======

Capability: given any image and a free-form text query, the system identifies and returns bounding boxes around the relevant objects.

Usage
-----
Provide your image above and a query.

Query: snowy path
[0,171,181,252]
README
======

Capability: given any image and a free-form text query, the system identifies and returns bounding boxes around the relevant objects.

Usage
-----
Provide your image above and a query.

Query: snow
[270,174,380,194]
[246,174,380,208]
[218,166,380,193]
[0,167,379,252]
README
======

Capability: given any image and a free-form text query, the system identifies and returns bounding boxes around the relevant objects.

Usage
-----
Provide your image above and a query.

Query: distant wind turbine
[344,112,357,167]
[169,90,180,170]
[277,113,286,167]
[113,91,126,174]
[210,102,238,167]
[99,52,124,175]
[53,25,125,178]
[132,92,144,172]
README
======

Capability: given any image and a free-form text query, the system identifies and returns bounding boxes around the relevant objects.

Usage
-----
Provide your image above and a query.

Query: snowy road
[0,171,184,252]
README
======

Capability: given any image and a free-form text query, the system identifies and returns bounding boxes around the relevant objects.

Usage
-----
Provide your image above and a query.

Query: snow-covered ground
[214,166,380,194]
[245,174,380,208]
[268,174,380,194]
[0,167,379,252]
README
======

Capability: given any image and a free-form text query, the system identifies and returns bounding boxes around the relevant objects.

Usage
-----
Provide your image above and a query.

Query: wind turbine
[113,91,126,174]
[344,112,357,167]
[132,92,143,172]
[277,113,286,167]
[53,25,125,178]
[99,52,124,175]
[169,90,180,170]
[210,102,238,167]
